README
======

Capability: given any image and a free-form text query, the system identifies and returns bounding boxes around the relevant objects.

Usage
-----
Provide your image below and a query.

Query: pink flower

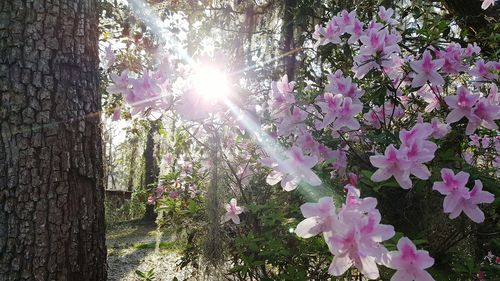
[333,97,362,131]
[464,43,481,57]
[470,59,499,82]
[263,146,321,191]
[481,0,495,10]
[430,118,450,139]
[378,6,397,25]
[353,27,401,78]
[269,75,296,116]
[466,98,500,134]
[313,20,342,47]
[277,106,307,136]
[327,205,394,279]
[444,86,480,125]
[487,84,499,104]
[295,197,337,238]
[107,70,130,94]
[433,168,471,214]
[469,134,481,147]
[482,137,491,148]
[346,18,364,44]
[419,89,441,113]
[454,180,494,223]
[223,198,244,224]
[147,196,156,204]
[384,237,435,281]
[410,51,445,88]
[104,43,116,69]
[435,43,467,74]
[462,152,474,164]
[370,144,412,189]
[399,124,437,183]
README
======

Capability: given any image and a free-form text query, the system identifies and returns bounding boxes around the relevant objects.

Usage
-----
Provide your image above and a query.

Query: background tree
[0,0,106,280]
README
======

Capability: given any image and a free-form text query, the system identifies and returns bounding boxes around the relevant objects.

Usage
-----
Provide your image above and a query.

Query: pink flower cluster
[107,68,170,115]
[445,85,500,135]
[296,184,435,280]
[370,123,439,189]
[433,169,494,223]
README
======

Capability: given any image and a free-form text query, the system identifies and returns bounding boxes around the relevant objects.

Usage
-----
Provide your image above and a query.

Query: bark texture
[142,120,158,222]
[0,1,106,280]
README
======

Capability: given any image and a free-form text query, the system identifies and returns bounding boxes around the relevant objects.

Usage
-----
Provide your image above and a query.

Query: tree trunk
[282,0,297,80]
[0,1,106,280]
[142,120,158,222]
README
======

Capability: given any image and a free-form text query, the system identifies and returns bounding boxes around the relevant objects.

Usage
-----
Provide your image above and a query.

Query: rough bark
[0,1,106,280]
[142,120,158,222]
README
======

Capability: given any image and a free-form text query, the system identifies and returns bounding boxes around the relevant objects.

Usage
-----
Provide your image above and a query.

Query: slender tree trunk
[127,139,138,192]
[142,120,158,222]
[282,0,297,80]
[0,1,106,280]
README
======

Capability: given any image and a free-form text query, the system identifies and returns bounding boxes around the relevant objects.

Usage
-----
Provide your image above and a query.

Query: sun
[192,65,230,100]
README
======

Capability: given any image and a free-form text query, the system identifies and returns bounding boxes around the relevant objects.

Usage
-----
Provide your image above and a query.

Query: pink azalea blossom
[384,237,435,281]
[353,27,401,78]
[434,43,467,74]
[470,59,499,82]
[464,43,481,57]
[223,198,244,224]
[331,97,362,131]
[346,18,364,44]
[410,51,445,88]
[430,118,450,139]
[295,197,337,238]
[334,10,357,33]
[107,70,130,94]
[451,180,494,223]
[419,88,442,113]
[482,137,491,148]
[326,70,364,102]
[487,84,499,104]
[269,75,296,116]
[466,97,500,134]
[399,124,437,182]
[462,152,474,164]
[313,20,342,47]
[277,106,307,136]
[433,168,471,214]
[378,6,397,25]
[469,134,481,147]
[327,196,394,279]
[370,144,412,189]
[444,86,480,125]
[104,43,116,69]
[147,196,156,204]
[263,146,321,191]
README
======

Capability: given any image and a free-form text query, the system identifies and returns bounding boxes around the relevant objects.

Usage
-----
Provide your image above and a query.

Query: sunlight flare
[192,66,230,100]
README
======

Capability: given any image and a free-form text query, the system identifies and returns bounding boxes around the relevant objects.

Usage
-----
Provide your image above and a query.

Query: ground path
[107,222,194,281]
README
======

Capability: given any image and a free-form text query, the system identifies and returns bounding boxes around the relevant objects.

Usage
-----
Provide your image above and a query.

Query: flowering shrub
[103,1,499,280]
